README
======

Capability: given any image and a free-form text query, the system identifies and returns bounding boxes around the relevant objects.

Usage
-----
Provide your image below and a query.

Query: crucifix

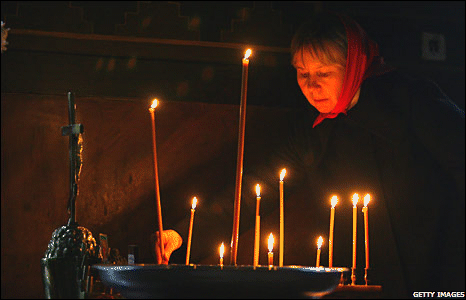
[61,91,84,226]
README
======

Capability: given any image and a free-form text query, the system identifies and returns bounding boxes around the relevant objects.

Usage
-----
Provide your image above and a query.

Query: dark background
[1,1,464,298]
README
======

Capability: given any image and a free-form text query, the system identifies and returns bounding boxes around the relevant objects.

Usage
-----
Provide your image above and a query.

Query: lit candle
[219,242,225,267]
[230,49,252,266]
[149,99,165,262]
[185,197,197,265]
[279,168,286,267]
[253,184,261,267]
[329,195,338,268]
[351,193,359,285]
[268,233,274,268]
[316,236,323,267]
[363,193,371,284]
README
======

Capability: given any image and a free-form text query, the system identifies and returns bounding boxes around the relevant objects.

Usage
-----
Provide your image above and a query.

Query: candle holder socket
[351,267,357,285]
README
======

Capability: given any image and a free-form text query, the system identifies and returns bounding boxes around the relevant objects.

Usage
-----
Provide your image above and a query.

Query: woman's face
[293,49,346,113]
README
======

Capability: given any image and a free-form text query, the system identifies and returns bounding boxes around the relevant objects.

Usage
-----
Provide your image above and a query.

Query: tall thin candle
[149,99,165,262]
[316,236,323,267]
[253,184,261,267]
[329,195,338,268]
[185,197,197,265]
[230,49,252,266]
[351,193,359,285]
[363,194,371,284]
[279,168,286,267]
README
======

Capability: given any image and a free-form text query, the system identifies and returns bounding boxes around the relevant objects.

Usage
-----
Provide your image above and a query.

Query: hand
[152,229,182,264]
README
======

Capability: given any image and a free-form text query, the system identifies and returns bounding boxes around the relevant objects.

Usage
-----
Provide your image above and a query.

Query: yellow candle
[268,233,274,268]
[219,242,225,267]
[149,99,164,262]
[329,195,338,268]
[316,236,323,267]
[279,168,286,267]
[185,197,197,265]
[253,184,261,267]
[363,194,370,270]
[231,49,252,266]
[351,193,359,285]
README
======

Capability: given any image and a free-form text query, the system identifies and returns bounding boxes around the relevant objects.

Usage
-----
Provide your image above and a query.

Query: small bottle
[128,245,139,265]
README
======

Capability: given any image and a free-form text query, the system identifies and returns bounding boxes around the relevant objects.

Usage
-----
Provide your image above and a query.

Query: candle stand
[92,264,347,299]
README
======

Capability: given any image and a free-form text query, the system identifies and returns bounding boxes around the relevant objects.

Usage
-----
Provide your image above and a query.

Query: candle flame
[244,49,252,59]
[364,194,371,207]
[352,193,359,207]
[268,233,274,252]
[331,195,338,208]
[192,197,197,209]
[317,236,324,249]
[150,99,158,109]
[255,184,261,197]
[219,242,224,258]
[280,168,286,181]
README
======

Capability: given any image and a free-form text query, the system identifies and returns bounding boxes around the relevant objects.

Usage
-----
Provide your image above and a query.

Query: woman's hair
[291,12,347,68]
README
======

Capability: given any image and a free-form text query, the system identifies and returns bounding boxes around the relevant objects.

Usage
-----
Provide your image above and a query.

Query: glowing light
[352,193,359,207]
[317,236,324,249]
[280,169,286,181]
[219,242,225,258]
[150,99,158,110]
[244,49,252,60]
[255,184,261,197]
[192,197,197,209]
[331,195,338,208]
[268,233,274,252]
[364,194,371,207]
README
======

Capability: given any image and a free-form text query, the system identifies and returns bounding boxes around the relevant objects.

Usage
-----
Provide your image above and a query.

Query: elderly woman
[283,11,464,298]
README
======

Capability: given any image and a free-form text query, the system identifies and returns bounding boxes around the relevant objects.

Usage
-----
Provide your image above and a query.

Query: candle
[279,168,286,267]
[316,236,323,267]
[329,195,338,268]
[149,99,165,262]
[219,242,225,267]
[351,193,359,285]
[268,233,274,268]
[253,184,261,267]
[230,49,252,266]
[185,197,197,265]
[363,194,371,271]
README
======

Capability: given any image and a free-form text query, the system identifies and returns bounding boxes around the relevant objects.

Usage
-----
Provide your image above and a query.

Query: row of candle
[183,177,371,274]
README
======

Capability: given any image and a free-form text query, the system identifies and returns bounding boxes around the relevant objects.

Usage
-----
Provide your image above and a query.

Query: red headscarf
[312,14,388,127]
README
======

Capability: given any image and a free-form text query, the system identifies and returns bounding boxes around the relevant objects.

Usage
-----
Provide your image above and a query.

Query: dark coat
[258,70,465,298]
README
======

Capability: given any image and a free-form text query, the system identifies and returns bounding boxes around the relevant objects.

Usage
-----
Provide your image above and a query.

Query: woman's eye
[317,72,329,77]
[299,73,309,78]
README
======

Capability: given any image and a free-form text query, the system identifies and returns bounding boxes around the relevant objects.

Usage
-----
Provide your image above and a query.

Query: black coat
[255,70,465,298]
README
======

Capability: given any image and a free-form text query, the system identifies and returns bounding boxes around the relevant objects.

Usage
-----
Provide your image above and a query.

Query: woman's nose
[307,76,320,88]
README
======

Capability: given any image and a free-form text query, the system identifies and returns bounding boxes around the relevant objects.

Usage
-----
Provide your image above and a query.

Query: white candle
[329,195,338,268]
[253,184,261,267]
[316,236,323,267]
[185,197,197,265]
[279,168,286,267]
[219,242,225,267]
[268,233,274,268]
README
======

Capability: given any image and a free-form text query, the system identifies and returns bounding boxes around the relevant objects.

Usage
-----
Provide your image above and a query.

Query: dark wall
[1,1,464,298]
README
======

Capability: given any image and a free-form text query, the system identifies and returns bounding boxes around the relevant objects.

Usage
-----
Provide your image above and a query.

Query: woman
[283,11,465,297]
